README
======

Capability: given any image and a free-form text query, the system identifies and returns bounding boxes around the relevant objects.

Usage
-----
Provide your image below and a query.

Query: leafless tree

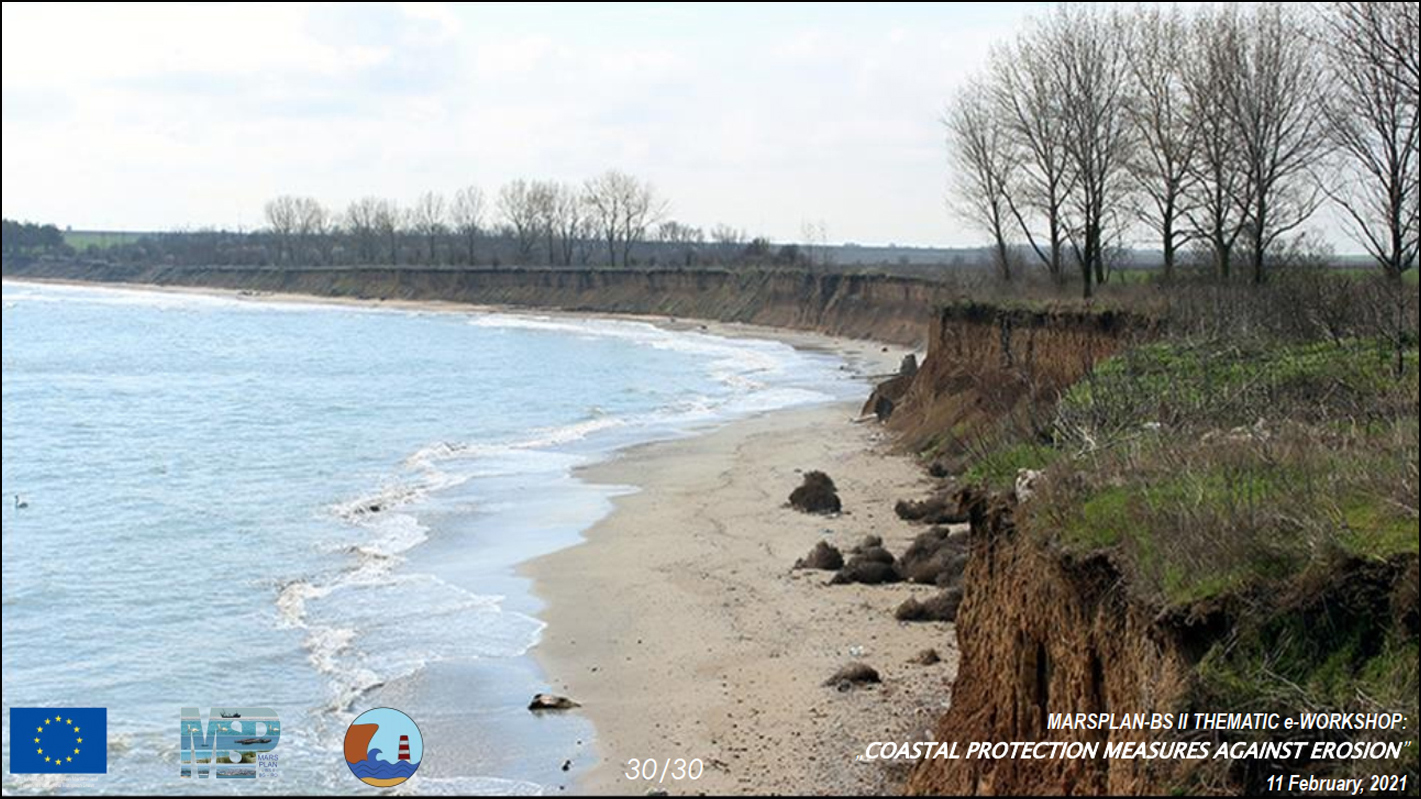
[1224,3,1331,285]
[1182,5,1250,280]
[989,36,1072,284]
[410,191,446,264]
[264,195,301,264]
[946,75,1016,282]
[450,185,485,265]
[1046,4,1135,297]
[551,183,584,266]
[583,170,666,266]
[270,196,327,265]
[1320,2,1420,279]
[372,198,402,264]
[527,180,560,265]
[344,197,384,264]
[498,179,541,265]
[1125,4,1198,280]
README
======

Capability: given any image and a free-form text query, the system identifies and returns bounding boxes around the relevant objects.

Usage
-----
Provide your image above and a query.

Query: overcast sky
[1,2,1351,250]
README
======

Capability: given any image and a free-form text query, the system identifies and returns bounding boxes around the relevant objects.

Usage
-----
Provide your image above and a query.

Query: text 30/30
[624,758,704,782]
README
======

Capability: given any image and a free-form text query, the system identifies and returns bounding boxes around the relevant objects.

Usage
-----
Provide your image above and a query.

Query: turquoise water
[0,280,860,794]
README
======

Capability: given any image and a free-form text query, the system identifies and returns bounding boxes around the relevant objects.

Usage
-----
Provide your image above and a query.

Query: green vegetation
[63,230,143,250]
[961,442,1060,488]
[926,282,1420,793]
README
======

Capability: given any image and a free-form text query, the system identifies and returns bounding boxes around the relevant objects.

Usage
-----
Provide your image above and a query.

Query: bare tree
[1125,4,1198,280]
[1182,5,1250,280]
[1045,4,1135,297]
[990,35,1073,284]
[946,75,1017,282]
[1320,2,1420,279]
[709,224,746,264]
[264,195,301,264]
[373,198,402,264]
[551,184,584,266]
[279,197,328,265]
[584,170,666,266]
[1224,3,1331,285]
[658,220,705,267]
[450,185,485,265]
[409,191,446,264]
[344,197,384,264]
[498,180,541,265]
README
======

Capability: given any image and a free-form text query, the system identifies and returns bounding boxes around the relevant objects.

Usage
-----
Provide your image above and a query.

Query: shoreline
[524,401,960,795]
[6,275,942,794]
[0,276,922,374]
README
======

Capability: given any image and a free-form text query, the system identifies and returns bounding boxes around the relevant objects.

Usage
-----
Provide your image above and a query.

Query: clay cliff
[0,259,967,348]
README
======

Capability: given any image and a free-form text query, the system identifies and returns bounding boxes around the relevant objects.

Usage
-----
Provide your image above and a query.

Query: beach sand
[525,401,963,795]
[7,277,953,794]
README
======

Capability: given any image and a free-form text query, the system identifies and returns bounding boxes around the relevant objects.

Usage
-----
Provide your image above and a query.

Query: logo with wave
[344,707,421,788]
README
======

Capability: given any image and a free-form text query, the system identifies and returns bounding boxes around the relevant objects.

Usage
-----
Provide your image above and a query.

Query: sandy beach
[526,399,963,795]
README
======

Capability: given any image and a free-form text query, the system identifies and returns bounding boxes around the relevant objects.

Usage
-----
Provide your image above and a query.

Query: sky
[0,2,1351,250]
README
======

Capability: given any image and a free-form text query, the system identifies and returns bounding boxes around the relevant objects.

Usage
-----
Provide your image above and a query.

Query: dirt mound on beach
[789,471,841,514]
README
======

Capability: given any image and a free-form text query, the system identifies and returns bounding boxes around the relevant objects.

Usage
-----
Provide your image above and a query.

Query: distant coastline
[0,260,961,347]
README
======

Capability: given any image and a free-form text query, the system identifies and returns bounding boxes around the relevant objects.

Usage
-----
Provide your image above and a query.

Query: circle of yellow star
[66,757,72,762]
[66,719,72,725]
[74,747,80,754]
[77,738,83,744]
[73,727,80,733]
[44,756,51,762]
[36,748,42,755]
[34,737,40,743]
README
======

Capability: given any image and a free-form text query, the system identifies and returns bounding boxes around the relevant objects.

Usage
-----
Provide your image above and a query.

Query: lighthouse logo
[344,708,422,788]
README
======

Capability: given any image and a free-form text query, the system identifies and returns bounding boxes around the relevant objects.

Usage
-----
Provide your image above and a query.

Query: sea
[0,280,865,794]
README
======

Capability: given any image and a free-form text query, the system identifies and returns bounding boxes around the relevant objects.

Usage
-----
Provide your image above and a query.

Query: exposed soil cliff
[1,259,967,347]
[904,491,1199,795]
[886,302,1150,454]
[906,489,1418,796]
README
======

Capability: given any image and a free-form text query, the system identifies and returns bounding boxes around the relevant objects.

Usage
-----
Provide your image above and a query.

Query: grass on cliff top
[1016,336,1418,606]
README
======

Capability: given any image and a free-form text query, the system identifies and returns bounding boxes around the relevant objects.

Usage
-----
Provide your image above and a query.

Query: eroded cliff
[0,260,967,347]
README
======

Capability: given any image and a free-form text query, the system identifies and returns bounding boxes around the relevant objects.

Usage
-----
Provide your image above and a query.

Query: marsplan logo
[179,707,281,779]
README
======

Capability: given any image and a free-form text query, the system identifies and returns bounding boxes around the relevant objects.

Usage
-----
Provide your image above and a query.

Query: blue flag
[9,708,107,774]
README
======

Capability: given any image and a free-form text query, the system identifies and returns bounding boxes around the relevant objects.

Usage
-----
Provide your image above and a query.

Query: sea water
[0,280,863,794]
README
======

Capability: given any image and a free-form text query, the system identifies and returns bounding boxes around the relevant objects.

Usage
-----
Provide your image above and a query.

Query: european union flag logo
[8,708,107,774]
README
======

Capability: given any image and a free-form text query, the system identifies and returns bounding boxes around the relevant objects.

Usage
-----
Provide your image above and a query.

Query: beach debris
[899,353,918,377]
[561,759,572,772]
[911,648,942,665]
[848,645,866,657]
[788,471,841,515]
[794,541,844,571]
[894,587,964,623]
[928,461,950,478]
[1015,468,1044,502]
[528,693,581,711]
[830,554,902,585]
[824,662,881,691]
[898,527,969,586]
[895,493,967,524]
[849,534,882,554]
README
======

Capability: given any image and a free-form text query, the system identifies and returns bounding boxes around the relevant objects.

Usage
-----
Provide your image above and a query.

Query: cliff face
[886,302,1148,453]
[0,260,966,347]
[904,492,1200,795]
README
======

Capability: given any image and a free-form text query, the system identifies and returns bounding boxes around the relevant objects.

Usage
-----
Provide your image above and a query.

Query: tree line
[946,1,1419,297]
[8,169,836,271]
[1,219,64,256]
